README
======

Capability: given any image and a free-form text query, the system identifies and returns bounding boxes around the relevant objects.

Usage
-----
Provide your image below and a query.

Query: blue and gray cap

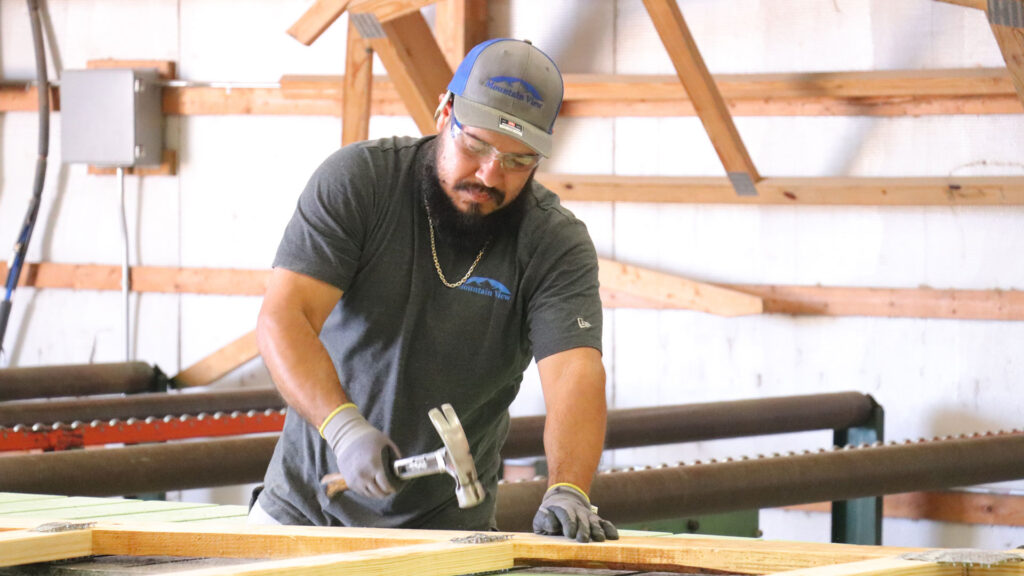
[446,39,563,157]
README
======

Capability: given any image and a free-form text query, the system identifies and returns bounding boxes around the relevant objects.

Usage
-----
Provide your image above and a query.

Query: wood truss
[6,515,1023,576]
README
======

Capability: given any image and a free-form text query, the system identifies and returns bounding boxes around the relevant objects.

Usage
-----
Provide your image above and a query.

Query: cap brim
[452,96,552,158]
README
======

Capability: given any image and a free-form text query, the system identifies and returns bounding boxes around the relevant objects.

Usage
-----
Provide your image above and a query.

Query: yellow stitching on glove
[318,402,357,439]
[547,482,590,504]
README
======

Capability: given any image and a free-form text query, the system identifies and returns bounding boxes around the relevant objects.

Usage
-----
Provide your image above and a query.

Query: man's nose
[475,155,503,188]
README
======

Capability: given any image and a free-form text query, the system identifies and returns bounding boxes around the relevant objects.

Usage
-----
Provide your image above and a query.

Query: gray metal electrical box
[61,68,163,167]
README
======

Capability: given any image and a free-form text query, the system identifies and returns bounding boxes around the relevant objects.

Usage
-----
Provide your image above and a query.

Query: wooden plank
[641,0,760,193]
[5,261,1024,321]
[5,69,1021,117]
[343,20,374,146]
[435,0,488,70]
[510,533,924,575]
[287,0,352,46]
[766,557,961,576]
[0,528,94,568]
[173,330,260,388]
[87,149,177,176]
[86,59,176,80]
[788,490,1024,527]
[598,258,764,317]
[539,174,1024,205]
[935,0,988,9]
[150,540,513,576]
[369,10,452,133]
[990,14,1024,107]
[348,0,438,23]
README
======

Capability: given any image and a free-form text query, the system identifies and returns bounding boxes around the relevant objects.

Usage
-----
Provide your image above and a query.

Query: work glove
[532,483,619,543]
[321,404,403,499]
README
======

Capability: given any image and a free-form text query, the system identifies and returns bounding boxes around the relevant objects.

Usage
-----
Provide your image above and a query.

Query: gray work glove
[532,484,619,543]
[322,406,403,499]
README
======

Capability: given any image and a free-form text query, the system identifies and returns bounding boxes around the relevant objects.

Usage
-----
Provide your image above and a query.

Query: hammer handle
[320,473,349,498]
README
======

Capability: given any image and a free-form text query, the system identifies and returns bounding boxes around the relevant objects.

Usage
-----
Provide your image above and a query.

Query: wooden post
[343,19,374,145]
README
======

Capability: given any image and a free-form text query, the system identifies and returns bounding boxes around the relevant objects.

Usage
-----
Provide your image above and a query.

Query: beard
[419,138,532,252]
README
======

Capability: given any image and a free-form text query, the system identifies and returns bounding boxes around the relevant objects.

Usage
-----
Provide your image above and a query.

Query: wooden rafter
[172,330,259,388]
[3,69,1020,117]
[5,261,1024,322]
[287,0,353,46]
[435,0,489,69]
[343,19,374,145]
[641,0,761,196]
[540,174,1024,205]
[935,0,988,9]
[362,10,452,133]
[988,0,1024,105]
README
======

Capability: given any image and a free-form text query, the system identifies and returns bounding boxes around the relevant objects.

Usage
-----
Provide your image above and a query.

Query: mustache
[454,181,505,205]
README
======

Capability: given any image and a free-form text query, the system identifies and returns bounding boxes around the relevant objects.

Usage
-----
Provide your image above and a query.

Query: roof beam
[641,0,761,196]
[935,0,988,8]
[343,20,374,145]
[540,174,1024,205]
[359,10,451,133]
[287,0,353,46]
[435,0,488,70]
[988,0,1024,106]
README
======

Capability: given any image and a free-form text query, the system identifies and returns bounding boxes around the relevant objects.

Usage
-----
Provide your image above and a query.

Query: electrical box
[60,68,163,167]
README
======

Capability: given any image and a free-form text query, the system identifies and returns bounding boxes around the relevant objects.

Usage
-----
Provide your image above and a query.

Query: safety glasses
[449,114,541,173]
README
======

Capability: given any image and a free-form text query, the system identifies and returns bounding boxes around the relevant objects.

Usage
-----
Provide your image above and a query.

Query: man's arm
[533,346,618,542]
[257,267,346,425]
[257,267,401,498]
[537,346,606,493]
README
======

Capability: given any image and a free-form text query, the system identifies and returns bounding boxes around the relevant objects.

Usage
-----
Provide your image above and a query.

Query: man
[252,38,617,543]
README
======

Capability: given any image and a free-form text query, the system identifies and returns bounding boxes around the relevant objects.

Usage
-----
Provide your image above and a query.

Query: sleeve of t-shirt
[524,217,603,362]
[272,145,379,292]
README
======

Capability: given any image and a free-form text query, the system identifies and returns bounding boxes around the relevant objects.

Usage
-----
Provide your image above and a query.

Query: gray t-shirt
[258,135,602,530]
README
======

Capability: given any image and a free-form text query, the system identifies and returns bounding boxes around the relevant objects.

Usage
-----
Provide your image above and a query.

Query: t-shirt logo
[577,317,592,329]
[459,276,512,302]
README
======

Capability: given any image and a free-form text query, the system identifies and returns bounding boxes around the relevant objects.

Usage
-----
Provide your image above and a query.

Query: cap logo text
[498,117,524,136]
[485,76,544,109]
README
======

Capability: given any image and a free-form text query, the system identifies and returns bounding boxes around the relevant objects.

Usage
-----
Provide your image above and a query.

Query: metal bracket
[727,172,759,197]
[350,12,385,39]
[989,0,1024,27]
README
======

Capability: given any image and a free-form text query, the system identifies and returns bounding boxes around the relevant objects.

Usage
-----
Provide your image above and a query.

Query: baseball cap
[445,39,563,157]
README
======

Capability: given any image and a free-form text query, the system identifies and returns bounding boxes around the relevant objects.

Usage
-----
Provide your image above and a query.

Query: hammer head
[428,403,485,508]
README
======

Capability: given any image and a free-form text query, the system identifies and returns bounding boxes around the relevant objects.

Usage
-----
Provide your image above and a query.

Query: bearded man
[251,38,617,543]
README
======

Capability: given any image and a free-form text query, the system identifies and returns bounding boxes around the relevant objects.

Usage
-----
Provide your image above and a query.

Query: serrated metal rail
[0,409,286,452]
[495,428,1024,531]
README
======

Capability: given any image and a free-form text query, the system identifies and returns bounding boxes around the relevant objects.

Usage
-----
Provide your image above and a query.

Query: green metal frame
[831,395,885,545]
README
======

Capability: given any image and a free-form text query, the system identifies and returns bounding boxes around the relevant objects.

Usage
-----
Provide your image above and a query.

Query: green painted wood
[0,492,63,504]
[0,495,125,514]
[0,499,213,519]
[99,505,248,523]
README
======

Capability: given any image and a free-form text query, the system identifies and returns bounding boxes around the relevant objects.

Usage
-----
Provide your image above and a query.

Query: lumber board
[151,540,514,576]
[287,0,352,46]
[990,17,1024,106]
[789,490,1024,527]
[435,0,488,70]
[598,257,764,317]
[173,330,259,387]
[343,20,374,146]
[0,528,94,568]
[4,69,1021,117]
[370,11,452,133]
[641,0,760,191]
[86,58,176,80]
[768,557,962,576]
[539,174,1024,205]
[348,0,438,23]
[5,261,1024,321]
[87,149,177,176]
[935,0,988,10]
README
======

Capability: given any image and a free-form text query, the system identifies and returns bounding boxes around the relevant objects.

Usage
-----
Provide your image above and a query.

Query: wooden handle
[321,473,349,498]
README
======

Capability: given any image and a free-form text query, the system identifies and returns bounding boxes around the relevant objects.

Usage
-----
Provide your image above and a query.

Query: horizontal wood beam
[539,174,1024,205]
[3,69,1020,117]
[935,0,988,10]
[787,490,1024,527]
[0,528,93,568]
[5,261,1024,321]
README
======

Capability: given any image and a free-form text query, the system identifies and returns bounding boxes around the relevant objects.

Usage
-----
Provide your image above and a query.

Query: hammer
[320,403,486,508]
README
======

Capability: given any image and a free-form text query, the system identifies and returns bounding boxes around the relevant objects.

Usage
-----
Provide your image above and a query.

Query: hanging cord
[117,167,131,361]
[0,0,50,357]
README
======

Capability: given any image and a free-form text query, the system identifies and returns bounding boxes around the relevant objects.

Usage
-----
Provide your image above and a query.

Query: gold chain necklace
[424,203,490,288]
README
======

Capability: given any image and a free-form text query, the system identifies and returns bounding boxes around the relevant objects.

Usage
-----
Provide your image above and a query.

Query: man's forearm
[257,309,348,427]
